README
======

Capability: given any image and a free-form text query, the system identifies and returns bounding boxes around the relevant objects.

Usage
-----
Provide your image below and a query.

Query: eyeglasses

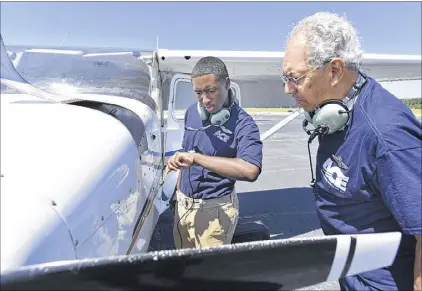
[194,86,218,97]
[280,59,332,88]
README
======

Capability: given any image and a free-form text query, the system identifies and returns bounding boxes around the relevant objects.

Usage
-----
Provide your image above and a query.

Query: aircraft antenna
[156,36,159,50]
[60,32,68,47]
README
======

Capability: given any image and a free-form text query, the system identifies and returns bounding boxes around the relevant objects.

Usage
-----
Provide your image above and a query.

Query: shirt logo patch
[219,125,233,135]
[322,158,350,193]
[214,129,230,143]
[331,154,349,170]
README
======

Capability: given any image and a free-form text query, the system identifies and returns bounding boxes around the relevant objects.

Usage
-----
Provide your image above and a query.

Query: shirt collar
[343,71,368,126]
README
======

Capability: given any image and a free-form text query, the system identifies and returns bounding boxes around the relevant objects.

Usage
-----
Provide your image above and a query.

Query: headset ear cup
[197,102,209,121]
[312,101,350,134]
[210,108,231,126]
[303,111,313,124]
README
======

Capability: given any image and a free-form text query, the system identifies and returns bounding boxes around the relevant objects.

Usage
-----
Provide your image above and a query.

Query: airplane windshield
[1,47,157,110]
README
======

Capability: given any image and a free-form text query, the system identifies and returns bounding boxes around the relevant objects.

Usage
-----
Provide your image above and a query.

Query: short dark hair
[191,56,229,82]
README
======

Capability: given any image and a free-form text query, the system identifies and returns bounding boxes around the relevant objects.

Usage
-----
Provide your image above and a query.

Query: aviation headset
[197,101,231,126]
[302,71,368,140]
[185,88,235,132]
[303,71,368,187]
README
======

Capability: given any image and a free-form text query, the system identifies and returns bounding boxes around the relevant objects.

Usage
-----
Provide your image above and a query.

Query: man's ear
[330,58,345,86]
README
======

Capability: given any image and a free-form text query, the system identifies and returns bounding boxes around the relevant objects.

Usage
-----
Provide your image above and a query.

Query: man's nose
[201,93,212,104]
[284,81,297,94]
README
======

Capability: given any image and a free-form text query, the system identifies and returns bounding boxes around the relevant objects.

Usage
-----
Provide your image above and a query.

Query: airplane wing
[157,49,421,79]
[1,232,401,291]
[157,48,421,141]
[157,49,421,101]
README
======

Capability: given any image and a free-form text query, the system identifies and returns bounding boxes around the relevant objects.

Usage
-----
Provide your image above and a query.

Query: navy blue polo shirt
[314,76,421,290]
[180,102,263,199]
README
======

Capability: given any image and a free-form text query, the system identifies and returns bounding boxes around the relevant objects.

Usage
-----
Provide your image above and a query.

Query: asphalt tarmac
[149,113,339,290]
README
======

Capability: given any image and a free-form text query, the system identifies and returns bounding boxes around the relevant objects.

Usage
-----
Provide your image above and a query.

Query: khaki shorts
[173,189,239,249]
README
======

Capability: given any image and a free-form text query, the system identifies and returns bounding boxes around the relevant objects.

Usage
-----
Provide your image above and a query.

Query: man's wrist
[192,152,200,164]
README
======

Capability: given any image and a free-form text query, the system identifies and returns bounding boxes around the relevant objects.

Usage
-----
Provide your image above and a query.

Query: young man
[282,12,421,291]
[167,56,263,249]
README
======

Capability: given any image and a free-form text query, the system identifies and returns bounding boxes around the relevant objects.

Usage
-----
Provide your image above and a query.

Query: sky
[1,1,421,54]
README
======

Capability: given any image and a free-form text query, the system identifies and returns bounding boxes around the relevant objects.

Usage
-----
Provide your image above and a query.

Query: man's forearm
[193,153,259,182]
[415,235,421,291]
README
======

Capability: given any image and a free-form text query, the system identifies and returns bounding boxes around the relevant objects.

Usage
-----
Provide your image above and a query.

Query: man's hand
[167,152,196,171]
[414,235,421,291]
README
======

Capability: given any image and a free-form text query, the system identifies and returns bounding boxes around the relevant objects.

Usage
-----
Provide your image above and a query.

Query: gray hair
[287,12,363,71]
[191,56,229,82]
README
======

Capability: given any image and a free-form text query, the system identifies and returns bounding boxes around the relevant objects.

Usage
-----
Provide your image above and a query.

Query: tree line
[401,98,421,109]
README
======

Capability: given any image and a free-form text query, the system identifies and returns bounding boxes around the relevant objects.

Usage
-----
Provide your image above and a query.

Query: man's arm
[193,153,260,182]
[167,151,259,182]
[201,118,263,182]
[375,144,421,290]
[167,118,263,182]
[415,235,421,291]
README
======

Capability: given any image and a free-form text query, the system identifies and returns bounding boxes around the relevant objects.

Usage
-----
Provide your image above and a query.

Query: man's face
[192,73,228,113]
[282,33,332,112]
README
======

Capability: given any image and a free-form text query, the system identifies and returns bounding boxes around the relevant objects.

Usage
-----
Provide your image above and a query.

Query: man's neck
[327,70,359,101]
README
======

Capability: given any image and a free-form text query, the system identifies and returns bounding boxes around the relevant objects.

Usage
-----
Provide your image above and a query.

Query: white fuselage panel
[1,93,142,270]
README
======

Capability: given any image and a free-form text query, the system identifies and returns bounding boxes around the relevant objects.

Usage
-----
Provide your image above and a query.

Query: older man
[167,56,263,249]
[282,12,421,291]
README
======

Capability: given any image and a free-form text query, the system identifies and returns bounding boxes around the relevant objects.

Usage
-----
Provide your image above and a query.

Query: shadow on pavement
[149,187,322,251]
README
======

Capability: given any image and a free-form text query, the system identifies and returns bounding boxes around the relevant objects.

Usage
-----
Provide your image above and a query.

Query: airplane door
[165,73,191,160]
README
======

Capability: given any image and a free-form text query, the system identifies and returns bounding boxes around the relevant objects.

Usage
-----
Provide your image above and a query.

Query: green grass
[164,108,421,118]
[245,108,421,118]
[412,108,421,118]
[243,108,297,113]
[163,108,296,114]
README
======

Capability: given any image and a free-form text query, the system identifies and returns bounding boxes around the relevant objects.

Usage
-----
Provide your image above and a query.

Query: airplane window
[4,49,157,110]
[231,87,239,104]
[174,80,196,119]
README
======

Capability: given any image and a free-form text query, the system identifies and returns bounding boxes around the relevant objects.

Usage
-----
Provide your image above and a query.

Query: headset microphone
[184,125,213,132]
[338,108,352,115]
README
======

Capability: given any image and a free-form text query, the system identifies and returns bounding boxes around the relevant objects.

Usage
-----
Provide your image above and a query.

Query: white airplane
[1,34,421,290]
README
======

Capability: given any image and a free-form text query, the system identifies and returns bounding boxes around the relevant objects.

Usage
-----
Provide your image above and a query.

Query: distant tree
[401,98,421,109]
